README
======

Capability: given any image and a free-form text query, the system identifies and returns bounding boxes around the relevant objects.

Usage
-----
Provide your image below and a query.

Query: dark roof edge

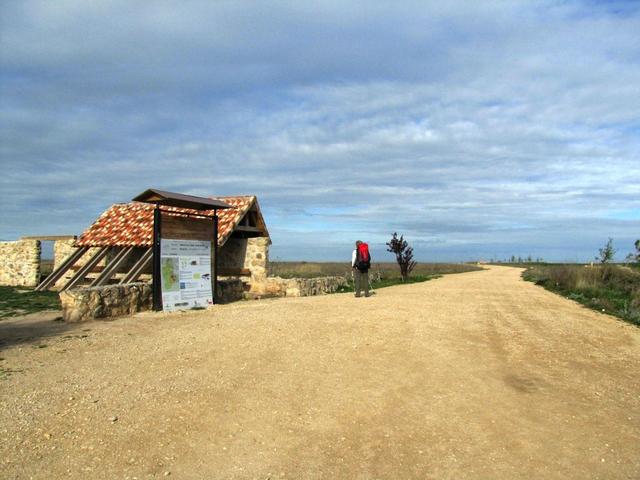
[132,189,234,211]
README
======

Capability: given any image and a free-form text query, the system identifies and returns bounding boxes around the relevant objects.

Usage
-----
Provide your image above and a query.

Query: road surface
[1,266,638,479]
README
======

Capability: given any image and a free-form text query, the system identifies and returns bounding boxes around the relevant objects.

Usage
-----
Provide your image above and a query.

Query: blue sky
[1,0,639,262]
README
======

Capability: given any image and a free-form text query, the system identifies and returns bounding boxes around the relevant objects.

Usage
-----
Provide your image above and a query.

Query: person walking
[352,240,371,298]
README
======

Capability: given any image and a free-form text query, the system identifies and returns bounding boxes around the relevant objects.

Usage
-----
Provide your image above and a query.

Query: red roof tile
[76,196,267,247]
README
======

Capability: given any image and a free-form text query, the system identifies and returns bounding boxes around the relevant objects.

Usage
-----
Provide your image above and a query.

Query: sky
[1,0,639,262]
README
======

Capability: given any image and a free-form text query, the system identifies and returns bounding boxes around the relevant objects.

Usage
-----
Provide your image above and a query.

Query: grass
[335,274,442,293]
[522,264,640,326]
[0,286,61,319]
[269,261,481,279]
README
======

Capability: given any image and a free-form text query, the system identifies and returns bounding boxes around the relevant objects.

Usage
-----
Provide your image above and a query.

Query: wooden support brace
[90,247,136,287]
[120,248,153,284]
[61,247,110,291]
[34,246,90,291]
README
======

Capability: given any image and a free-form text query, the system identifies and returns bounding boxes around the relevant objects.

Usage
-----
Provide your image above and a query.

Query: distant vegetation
[491,255,545,264]
[522,239,640,328]
[269,261,481,292]
[268,262,482,279]
[596,237,616,264]
[523,264,639,326]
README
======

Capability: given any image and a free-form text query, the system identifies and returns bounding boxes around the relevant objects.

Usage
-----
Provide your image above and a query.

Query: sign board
[160,239,213,311]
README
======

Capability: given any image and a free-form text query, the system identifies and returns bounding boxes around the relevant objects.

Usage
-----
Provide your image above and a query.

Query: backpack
[356,243,371,270]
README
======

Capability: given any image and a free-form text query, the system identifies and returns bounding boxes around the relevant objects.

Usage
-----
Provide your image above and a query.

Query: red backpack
[357,243,371,270]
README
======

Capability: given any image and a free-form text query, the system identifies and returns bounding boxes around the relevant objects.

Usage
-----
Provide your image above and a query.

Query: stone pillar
[54,239,78,270]
[0,240,41,287]
[245,237,269,294]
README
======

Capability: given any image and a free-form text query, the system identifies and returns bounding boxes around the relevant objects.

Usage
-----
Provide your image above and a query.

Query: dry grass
[523,264,640,325]
[268,261,481,279]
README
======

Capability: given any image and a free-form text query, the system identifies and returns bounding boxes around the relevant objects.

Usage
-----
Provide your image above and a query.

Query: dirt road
[1,266,639,479]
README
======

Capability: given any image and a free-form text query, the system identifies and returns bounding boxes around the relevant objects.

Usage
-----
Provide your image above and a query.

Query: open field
[269,261,481,278]
[1,266,639,479]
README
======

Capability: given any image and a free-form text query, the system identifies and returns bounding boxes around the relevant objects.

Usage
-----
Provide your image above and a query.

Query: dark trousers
[354,269,369,297]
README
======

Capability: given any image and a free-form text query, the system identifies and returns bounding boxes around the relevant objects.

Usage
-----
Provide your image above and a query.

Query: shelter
[36,192,271,297]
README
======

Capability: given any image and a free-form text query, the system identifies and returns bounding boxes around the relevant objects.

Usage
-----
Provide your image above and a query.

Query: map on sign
[160,239,213,311]
[161,257,179,292]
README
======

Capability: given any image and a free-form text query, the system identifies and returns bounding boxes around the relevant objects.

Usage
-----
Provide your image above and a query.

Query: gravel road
[1,266,638,479]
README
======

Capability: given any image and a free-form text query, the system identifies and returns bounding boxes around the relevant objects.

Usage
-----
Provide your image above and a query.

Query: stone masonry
[60,283,152,322]
[246,237,269,293]
[218,236,269,294]
[0,240,41,287]
[54,239,77,270]
[263,276,348,297]
[59,279,246,322]
[217,279,245,304]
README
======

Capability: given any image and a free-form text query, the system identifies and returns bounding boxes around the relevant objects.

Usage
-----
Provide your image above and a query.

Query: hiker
[352,240,371,298]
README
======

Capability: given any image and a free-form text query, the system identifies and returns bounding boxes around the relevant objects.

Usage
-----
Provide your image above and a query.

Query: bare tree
[386,232,417,281]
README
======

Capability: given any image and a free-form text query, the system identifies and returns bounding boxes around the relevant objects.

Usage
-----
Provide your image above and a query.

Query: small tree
[386,232,417,281]
[625,253,635,265]
[596,238,616,264]
[626,240,640,264]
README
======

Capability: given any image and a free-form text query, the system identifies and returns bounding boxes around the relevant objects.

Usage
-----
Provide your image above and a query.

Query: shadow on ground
[0,312,79,349]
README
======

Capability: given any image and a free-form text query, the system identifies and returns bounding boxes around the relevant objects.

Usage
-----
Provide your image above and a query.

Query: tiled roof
[76,196,266,247]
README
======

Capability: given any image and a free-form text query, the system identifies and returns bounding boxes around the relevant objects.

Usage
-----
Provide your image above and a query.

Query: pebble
[109,416,118,423]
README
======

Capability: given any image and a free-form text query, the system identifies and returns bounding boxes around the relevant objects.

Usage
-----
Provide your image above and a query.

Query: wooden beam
[120,248,153,284]
[218,267,251,276]
[21,235,77,241]
[34,246,89,291]
[90,247,136,287]
[233,225,262,233]
[61,247,110,291]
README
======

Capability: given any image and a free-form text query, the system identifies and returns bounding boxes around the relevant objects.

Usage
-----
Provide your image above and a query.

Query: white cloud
[0,1,638,259]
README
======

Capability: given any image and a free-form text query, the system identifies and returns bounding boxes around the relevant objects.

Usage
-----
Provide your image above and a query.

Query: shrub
[523,264,640,326]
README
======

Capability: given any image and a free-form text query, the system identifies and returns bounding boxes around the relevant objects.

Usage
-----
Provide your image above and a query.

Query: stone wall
[53,239,77,270]
[217,236,270,294]
[60,283,152,322]
[59,278,246,322]
[263,276,348,297]
[0,240,41,287]
[217,279,245,304]
[218,238,248,269]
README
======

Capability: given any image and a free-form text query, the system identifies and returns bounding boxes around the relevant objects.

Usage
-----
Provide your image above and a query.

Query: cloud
[0,1,639,260]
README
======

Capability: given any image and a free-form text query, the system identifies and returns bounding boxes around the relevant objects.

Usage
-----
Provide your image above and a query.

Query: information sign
[160,239,213,311]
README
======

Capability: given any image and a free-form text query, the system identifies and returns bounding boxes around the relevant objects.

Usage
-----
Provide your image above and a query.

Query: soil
[1,266,638,479]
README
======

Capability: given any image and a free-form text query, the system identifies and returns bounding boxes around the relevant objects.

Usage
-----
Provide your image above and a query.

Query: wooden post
[213,211,218,304]
[152,206,162,311]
